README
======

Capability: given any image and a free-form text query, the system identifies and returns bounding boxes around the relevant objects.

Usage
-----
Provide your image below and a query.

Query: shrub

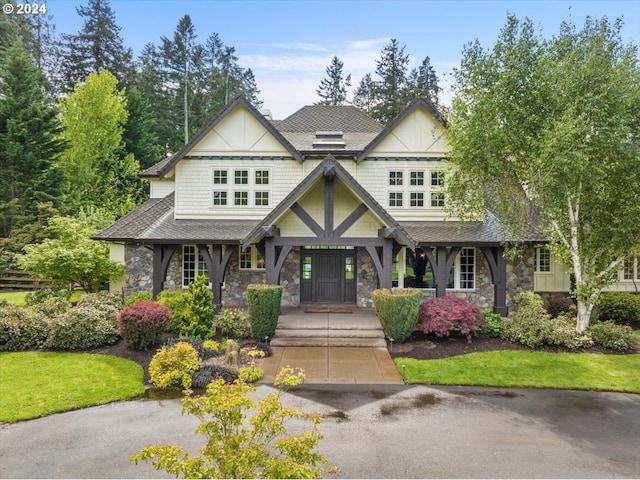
[165,336,220,361]
[418,295,486,343]
[588,321,637,351]
[191,364,238,388]
[0,306,49,351]
[202,340,221,354]
[157,290,188,332]
[131,369,325,479]
[545,295,576,318]
[501,292,551,347]
[149,341,201,389]
[239,340,272,358]
[117,301,170,350]
[545,313,594,350]
[479,308,502,338]
[25,287,73,314]
[597,292,640,326]
[238,366,264,383]
[215,307,251,339]
[372,288,422,343]
[161,276,215,339]
[247,284,283,341]
[76,291,124,311]
[47,302,120,350]
[125,292,153,306]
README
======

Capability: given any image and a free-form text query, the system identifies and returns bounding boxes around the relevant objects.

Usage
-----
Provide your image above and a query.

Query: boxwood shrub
[247,284,282,341]
[597,292,640,326]
[372,288,422,343]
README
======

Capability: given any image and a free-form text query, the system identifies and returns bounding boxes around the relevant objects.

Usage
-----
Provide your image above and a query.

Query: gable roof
[242,155,415,249]
[274,105,383,154]
[140,96,302,178]
[357,97,447,162]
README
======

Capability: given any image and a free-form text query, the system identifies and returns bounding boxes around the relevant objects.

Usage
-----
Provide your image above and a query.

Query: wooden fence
[0,270,51,290]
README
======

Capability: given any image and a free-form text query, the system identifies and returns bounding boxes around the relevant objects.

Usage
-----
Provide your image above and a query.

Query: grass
[396,350,640,393]
[0,290,85,306]
[0,352,145,423]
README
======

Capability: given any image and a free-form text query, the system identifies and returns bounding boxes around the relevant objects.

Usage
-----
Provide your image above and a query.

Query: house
[96,96,633,313]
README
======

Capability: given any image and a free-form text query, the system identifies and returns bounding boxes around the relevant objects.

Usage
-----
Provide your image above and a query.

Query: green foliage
[480,308,503,338]
[597,292,640,326]
[238,366,264,383]
[131,368,327,479]
[18,215,124,293]
[46,300,120,350]
[372,288,422,343]
[202,340,221,354]
[0,305,48,351]
[545,295,576,318]
[25,287,73,316]
[0,40,63,237]
[148,341,201,389]
[182,275,215,339]
[157,289,187,331]
[58,70,143,217]
[215,306,251,339]
[588,321,637,351]
[316,56,351,106]
[447,15,640,331]
[502,293,593,349]
[124,291,153,306]
[117,300,170,350]
[247,284,283,341]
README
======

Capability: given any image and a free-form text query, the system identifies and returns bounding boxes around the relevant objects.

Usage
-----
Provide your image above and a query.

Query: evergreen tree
[122,86,162,170]
[371,38,410,124]
[406,56,440,105]
[59,0,134,90]
[315,56,351,106]
[352,73,376,114]
[0,40,64,237]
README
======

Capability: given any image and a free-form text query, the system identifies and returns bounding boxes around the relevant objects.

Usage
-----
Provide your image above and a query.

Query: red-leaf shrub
[117,300,170,350]
[419,295,486,343]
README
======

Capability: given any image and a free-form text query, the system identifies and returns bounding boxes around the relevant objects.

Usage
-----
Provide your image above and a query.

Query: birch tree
[446,15,640,331]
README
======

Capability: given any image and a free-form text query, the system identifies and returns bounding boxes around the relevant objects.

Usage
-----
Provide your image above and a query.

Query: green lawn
[0,290,85,306]
[0,352,145,422]
[396,350,640,393]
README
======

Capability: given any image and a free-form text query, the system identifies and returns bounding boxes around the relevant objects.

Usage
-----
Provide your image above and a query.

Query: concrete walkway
[260,307,404,385]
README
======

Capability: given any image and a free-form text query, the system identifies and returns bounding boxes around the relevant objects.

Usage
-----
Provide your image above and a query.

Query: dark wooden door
[315,253,341,302]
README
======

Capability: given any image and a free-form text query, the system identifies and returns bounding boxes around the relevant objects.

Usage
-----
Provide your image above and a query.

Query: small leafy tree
[18,215,123,292]
[132,367,327,479]
[419,295,485,343]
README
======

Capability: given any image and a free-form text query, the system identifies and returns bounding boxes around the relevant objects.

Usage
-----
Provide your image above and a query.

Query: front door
[301,249,356,303]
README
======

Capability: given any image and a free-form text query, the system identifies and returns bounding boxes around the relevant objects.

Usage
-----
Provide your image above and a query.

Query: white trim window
[388,168,445,209]
[211,168,271,207]
[239,245,265,270]
[183,245,209,287]
[415,247,476,290]
[535,247,552,273]
[622,256,638,281]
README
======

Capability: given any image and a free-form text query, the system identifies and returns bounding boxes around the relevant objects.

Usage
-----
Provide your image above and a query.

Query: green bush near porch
[247,284,282,341]
[372,288,422,343]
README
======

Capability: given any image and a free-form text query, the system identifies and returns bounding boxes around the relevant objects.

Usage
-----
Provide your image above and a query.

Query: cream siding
[149,178,175,199]
[108,243,125,293]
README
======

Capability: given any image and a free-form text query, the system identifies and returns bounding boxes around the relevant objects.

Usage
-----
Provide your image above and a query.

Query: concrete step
[274,328,385,339]
[270,336,388,348]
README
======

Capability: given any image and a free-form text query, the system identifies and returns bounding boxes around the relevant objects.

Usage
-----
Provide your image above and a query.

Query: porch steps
[270,311,387,348]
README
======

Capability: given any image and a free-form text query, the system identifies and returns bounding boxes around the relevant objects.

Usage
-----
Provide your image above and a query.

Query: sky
[48,0,640,119]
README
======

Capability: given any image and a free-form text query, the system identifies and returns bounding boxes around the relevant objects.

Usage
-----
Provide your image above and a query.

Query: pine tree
[371,38,410,124]
[122,86,163,170]
[316,56,351,106]
[406,56,440,105]
[0,40,64,237]
[352,73,376,114]
[59,0,134,90]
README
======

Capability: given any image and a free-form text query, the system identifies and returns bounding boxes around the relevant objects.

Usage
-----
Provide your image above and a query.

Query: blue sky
[50,0,640,118]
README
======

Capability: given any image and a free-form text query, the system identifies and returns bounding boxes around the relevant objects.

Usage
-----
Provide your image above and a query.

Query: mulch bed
[84,330,639,384]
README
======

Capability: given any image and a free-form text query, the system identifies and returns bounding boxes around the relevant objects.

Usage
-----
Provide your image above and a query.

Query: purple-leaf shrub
[419,295,486,343]
[117,300,170,350]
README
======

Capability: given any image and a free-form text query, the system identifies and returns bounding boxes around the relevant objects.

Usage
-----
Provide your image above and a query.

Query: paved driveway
[1,385,639,478]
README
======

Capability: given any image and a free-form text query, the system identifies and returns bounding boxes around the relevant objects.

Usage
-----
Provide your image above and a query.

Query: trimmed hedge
[247,284,282,341]
[372,288,422,343]
[597,292,640,326]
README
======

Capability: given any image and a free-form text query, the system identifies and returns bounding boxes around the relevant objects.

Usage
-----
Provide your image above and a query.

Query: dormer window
[312,131,346,149]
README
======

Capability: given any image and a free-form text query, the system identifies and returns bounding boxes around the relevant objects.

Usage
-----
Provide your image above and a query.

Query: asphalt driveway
[1,385,639,478]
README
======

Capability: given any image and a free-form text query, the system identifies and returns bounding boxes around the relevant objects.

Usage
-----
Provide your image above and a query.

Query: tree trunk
[576,300,593,333]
